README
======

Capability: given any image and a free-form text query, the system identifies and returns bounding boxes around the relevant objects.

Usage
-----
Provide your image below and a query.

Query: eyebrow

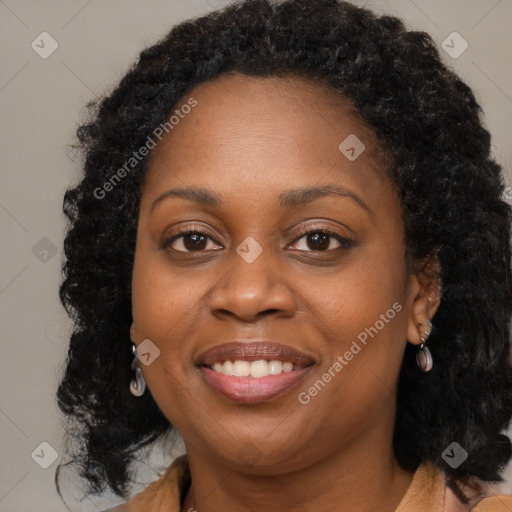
[149,184,372,215]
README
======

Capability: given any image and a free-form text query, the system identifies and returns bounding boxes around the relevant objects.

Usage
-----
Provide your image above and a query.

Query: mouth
[196,341,315,403]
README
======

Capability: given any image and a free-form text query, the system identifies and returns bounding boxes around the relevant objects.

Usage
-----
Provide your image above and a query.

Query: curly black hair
[56,0,512,500]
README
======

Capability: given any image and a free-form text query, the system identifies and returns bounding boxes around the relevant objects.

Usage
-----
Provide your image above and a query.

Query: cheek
[292,280,407,449]
[301,243,406,339]
[131,247,210,338]
[297,242,408,394]
[130,244,213,411]
[130,267,205,433]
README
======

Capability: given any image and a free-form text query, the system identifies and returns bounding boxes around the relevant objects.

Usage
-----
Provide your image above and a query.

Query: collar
[112,455,512,512]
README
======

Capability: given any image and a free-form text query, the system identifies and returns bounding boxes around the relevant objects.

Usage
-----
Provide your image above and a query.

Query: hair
[56,0,512,500]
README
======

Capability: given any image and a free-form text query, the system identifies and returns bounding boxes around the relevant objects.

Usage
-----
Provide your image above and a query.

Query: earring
[129,344,146,397]
[416,320,433,372]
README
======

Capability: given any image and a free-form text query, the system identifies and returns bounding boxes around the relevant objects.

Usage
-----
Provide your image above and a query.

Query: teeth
[210,359,300,377]
[223,360,234,375]
[250,359,268,378]
[282,362,293,373]
[268,360,282,375]
[233,360,250,377]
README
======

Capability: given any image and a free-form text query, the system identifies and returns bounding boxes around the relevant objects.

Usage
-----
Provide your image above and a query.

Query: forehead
[142,72,391,210]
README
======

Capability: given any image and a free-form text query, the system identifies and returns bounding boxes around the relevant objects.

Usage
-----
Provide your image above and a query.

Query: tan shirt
[111,455,512,512]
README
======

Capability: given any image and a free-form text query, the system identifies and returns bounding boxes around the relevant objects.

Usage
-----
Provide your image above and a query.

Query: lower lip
[200,366,313,403]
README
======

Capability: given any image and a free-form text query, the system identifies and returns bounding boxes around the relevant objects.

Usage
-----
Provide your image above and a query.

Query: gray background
[1,0,511,510]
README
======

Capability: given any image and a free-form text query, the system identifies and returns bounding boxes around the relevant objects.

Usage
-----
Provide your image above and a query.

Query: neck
[181,428,413,512]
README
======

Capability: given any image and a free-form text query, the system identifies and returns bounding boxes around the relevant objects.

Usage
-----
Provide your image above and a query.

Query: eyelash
[162,225,355,253]
[291,226,355,251]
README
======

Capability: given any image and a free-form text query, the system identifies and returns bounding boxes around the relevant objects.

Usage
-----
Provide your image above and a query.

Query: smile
[209,359,302,377]
[197,341,315,403]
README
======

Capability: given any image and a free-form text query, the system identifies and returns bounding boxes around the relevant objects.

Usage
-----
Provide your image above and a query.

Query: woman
[56,0,512,510]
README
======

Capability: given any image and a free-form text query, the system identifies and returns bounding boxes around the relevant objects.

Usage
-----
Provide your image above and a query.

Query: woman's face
[131,72,439,473]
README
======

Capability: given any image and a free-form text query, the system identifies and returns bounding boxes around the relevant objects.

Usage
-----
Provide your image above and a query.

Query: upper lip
[197,341,315,367]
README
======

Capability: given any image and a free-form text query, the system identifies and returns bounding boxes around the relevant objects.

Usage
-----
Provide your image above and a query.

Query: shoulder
[445,474,512,512]
[471,494,512,511]
[108,455,189,512]
[400,462,512,512]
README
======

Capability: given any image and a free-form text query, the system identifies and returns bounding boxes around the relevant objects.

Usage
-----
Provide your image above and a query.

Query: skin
[130,72,442,512]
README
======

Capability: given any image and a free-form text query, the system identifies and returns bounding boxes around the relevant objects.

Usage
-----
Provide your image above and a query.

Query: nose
[208,245,296,323]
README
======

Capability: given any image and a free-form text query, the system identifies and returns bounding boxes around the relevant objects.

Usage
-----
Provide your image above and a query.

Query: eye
[288,229,355,252]
[163,229,223,252]
[162,226,355,254]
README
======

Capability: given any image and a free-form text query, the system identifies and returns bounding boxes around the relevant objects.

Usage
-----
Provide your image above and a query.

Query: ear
[130,322,137,343]
[406,253,442,346]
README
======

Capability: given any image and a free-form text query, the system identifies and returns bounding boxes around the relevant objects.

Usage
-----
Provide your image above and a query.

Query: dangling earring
[416,320,433,372]
[130,344,146,397]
